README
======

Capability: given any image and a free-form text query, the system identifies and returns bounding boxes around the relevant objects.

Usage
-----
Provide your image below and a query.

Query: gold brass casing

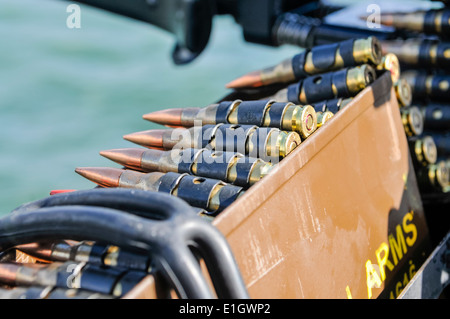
[414,136,438,166]
[401,106,424,136]
[353,36,383,66]
[317,111,334,128]
[394,78,412,107]
[346,64,377,94]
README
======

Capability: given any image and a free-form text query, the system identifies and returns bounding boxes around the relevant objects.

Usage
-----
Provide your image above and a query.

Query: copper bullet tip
[75,167,123,188]
[123,130,166,149]
[100,148,146,171]
[225,71,263,89]
[142,108,184,126]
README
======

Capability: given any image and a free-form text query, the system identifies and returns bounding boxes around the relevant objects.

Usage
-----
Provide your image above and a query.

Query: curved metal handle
[4,188,249,299]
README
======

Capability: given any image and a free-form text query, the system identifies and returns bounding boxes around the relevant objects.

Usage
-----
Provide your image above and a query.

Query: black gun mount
[67,0,399,64]
[68,0,322,65]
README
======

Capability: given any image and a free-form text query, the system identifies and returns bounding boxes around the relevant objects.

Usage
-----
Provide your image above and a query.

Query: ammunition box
[125,73,432,299]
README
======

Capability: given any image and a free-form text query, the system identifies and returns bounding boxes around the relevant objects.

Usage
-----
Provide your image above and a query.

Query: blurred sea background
[0,0,300,215]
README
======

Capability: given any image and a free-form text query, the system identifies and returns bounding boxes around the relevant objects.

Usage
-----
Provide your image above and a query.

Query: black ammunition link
[427,132,450,156]
[215,185,244,213]
[267,102,290,128]
[235,100,273,126]
[177,148,198,173]
[290,68,349,104]
[215,101,235,123]
[312,98,343,113]
[436,42,450,69]
[422,104,450,130]
[75,242,105,265]
[292,52,308,78]
[55,241,151,272]
[194,149,238,181]
[332,68,351,97]
[301,72,335,103]
[413,40,450,69]
[311,43,339,70]
[175,174,224,211]
[213,124,255,154]
[114,250,151,272]
[412,73,428,99]
[429,75,450,101]
[313,102,326,113]
[234,158,259,187]
[413,74,450,101]
[418,40,436,66]
[80,264,124,295]
[198,124,221,149]
[423,10,436,34]
[338,39,357,66]
[287,82,301,104]
[248,127,276,160]
[424,9,450,38]
[158,172,186,194]
[292,39,356,78]
[55,262,80,288]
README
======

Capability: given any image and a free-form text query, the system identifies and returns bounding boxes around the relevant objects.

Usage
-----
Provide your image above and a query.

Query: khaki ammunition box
[124,73,432,299]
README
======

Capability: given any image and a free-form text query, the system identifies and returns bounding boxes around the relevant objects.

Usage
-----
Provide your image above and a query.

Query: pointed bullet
[367,10,450,39]
[225,71,264,89]
[98,147,274,187]
[74,167,243,213]
[142,108,184,126]
[123,130,166,149]
[225,37,382,89]
[143,107,205,128]
[101,147,169,173]
[100,148,146,171]
[139,100,317,139]
[76,167,163,192]
[75,167,122,188]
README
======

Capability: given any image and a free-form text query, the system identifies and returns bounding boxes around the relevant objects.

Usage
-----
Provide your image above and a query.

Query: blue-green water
[0,0,299,215]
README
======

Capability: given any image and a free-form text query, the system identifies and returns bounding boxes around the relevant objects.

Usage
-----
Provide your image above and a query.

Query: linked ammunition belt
[1,16,449,298]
